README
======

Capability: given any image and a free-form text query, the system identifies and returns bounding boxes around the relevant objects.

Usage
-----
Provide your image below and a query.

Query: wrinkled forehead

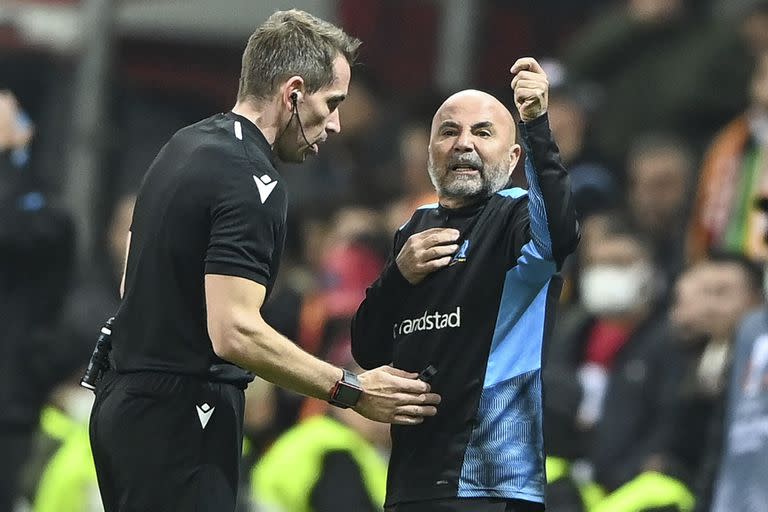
[431,92,515,136]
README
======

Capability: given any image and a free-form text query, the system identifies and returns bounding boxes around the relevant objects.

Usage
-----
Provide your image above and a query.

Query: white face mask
[580,263,654,316]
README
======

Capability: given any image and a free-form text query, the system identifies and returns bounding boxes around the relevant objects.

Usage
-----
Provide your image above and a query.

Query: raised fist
[510,58,549,123]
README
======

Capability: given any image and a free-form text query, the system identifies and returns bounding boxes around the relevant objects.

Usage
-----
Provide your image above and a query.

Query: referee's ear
[282,76,305,110]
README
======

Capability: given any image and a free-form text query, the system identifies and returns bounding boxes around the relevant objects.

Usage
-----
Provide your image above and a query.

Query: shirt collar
[436,196,489,218]
[225,111,277,167]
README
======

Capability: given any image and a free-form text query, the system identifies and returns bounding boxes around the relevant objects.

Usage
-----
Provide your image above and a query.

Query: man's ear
[282,76,304,110]
[509,143,522,172]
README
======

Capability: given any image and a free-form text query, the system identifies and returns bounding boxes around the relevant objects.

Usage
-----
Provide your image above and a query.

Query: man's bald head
[427,89,521,208]
[431,90,516,145]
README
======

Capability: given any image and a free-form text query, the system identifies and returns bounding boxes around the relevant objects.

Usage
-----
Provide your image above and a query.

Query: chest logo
[449,240,470,266]
[393,307,462,338]
[253,174,277,204]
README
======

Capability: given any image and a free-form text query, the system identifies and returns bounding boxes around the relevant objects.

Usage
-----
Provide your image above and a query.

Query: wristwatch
[328,369,363,409]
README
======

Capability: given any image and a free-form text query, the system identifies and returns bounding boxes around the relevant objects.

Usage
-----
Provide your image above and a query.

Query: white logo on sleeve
[253,174,278,204]
[196,402,215,429]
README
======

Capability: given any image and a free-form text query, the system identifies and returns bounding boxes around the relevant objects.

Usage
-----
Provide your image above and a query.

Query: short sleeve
[204,172,278,285]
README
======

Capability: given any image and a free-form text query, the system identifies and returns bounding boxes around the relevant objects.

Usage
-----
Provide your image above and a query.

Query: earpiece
[284,89,313,149]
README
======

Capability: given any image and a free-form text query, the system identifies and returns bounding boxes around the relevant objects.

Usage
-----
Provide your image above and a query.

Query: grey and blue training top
[351,113,579,507]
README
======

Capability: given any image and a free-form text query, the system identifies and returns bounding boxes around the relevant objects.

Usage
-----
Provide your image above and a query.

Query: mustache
[447,153,483,171]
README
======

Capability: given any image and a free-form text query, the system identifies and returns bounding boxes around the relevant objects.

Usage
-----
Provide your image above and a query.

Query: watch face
[335,382,363,407]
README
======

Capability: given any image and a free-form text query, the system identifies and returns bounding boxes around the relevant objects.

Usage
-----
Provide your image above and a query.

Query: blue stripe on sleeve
[522,158,553,260]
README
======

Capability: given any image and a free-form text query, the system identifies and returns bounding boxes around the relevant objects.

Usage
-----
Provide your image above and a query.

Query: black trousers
[89,371,245,512]
[387,497,545,512]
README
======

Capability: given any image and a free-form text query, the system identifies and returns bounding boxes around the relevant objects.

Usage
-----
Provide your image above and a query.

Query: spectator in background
[251,361,389,512]
[626,134,695,286]
[0,90,33,174]
[58,193,136,352]
[707,198,768,511]
[688,51,768,261]
[716,0,768,57]
[22,373,102,512]
[670,253,762,511]
[385,117,439,233]
[547,83,618,220]
[564,0,751,167]
[10,190,136,512]
[237,377,278,512]
[591,252,763,512]
[0,90,75,512]
[337,73,406,205]
[298,206,389,359]
[544,213,676,508]
[546,82,618,307]
[296,207,389,422]
[279,71,404,214]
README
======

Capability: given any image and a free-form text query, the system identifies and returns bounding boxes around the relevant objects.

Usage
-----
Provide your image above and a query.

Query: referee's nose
[327,109,341,134]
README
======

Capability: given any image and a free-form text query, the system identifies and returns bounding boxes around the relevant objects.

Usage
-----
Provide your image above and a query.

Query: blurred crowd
[3,0,768,511]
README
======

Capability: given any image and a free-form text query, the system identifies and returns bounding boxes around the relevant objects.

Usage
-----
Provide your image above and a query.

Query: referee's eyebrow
[328,94,347,108]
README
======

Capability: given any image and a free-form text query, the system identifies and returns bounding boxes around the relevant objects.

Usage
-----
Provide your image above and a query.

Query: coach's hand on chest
[396,228,460,285]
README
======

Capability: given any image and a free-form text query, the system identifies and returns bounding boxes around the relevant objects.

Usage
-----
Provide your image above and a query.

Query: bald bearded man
[352,58,579,512]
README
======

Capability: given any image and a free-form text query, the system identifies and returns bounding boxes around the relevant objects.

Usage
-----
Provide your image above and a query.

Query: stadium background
[1,0,767,510]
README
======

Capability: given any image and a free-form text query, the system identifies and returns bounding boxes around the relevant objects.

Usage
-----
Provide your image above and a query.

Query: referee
[352,59,579,511]
[88,10,440,512]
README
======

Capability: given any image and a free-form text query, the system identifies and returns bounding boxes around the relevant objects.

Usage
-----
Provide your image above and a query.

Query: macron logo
[253,174,277,204]
[196,403,215,429]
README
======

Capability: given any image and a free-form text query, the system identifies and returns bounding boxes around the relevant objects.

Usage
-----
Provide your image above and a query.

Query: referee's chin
[275,145,313,164]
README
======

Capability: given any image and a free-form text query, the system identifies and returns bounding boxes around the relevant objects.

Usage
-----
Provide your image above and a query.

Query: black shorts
[386,498,545,512]
[89,371,245,512]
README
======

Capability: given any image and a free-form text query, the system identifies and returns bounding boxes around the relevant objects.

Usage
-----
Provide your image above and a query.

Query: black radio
[80,317,115,391]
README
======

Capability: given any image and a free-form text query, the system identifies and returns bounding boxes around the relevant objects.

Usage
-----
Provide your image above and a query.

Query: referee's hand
[355,366,441,425]
[396,228,460,285]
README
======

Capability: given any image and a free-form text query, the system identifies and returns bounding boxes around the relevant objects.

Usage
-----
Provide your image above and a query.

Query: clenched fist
[510,58,549,123]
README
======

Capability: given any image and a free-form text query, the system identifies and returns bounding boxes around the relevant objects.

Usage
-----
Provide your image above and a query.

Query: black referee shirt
[111,112,287,385]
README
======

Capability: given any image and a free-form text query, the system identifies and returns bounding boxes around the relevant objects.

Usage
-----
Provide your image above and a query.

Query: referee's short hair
[237,9,361,102]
